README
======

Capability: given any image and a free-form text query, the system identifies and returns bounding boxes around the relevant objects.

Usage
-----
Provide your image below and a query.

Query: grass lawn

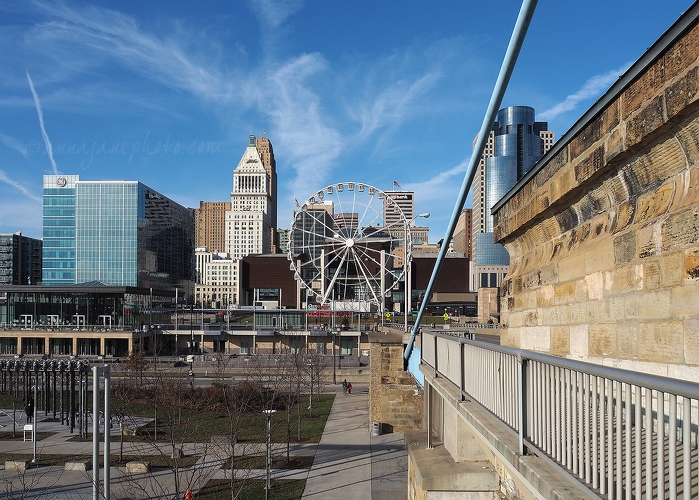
[196,479,305,500]
[65,394,335,444]
[0,431,54,441]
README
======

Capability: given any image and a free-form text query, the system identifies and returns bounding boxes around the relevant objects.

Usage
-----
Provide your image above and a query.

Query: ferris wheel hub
[345,238,355,248]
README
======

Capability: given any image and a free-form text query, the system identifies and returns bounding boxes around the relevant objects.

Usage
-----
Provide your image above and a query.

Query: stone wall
[368,333,423,433]
[493,9,699,378]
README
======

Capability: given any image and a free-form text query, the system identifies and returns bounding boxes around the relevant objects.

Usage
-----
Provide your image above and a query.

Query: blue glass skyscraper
[42,175,194,289]
[471,106,554,289]
[42,175,79,285]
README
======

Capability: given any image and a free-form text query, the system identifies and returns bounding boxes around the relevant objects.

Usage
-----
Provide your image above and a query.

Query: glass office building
[42,175,194,290]
[42,175,79,285]
[470,107,553,292]
[0,233,43,285]
[477,106,551,264]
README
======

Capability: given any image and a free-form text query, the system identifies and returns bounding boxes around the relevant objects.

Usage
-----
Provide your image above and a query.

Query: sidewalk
[0,382,408,499]
[302,382,407,500]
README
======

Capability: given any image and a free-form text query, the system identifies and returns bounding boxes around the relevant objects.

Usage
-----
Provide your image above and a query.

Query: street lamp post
[332,329,336,384]
[263,409,277,498]
[405,213,430,333]
[307,361,313,416]
[337,327,342,370]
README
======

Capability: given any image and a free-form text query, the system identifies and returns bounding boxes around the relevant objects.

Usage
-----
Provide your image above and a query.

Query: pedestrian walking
[342,379,348,395]
[24,399,34,424]
[347,382,352,394]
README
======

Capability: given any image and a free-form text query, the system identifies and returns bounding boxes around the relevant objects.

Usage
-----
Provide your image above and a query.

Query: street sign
[443,313,449,321]
[385,312,391,320]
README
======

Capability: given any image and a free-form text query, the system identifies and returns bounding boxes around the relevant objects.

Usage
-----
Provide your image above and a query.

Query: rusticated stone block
[659,251,684,286]
[588,323,617,357]
[684,318,699,365]
[627,93,666,143]
[584,271,605,301]
[672,284,699,317]
[639,321,684,363]
[570,115,604,160]
[520,326,550,351]
[667,170,692,215]
[599,295,625,323]
[675,117,699,168]
[617,322,639,360]
[585,241,615,274]
[554,281,576,305]
[665,66,699,119]
[605,126,624,163]
[685,247,699,279]
[638,223,661,258]
[662,206,699,250]
[609,264,644,294]
[607,174,631,205]
[550,326,570,355]
[635,182,675,223]
[626,290,672,319]
[574,145,606,184]
[642,260,662,290]
[614,232,637,265]
[569,324,589,357]
[611,200,635,234]
[549,166,575,204]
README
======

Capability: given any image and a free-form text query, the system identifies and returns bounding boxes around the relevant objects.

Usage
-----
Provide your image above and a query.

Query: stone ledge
[125,461,151,474]
[64,460,90,472]
[406,430,498,493]
[5,460,30,472]
[424,369,598,499]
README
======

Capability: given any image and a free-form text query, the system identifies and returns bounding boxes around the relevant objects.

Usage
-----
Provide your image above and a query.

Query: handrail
[422,330,699,499]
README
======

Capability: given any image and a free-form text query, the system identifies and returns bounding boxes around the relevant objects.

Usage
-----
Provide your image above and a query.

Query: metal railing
[422,331,699,499]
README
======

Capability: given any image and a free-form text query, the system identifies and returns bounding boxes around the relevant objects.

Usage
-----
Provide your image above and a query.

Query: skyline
[0,0,694,242]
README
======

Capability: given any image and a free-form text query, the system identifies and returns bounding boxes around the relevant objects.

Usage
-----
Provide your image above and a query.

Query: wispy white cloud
[0,133,28,158]
[246,0,303,29]
[258,53,344,195]
[403,159,469,203]
[0,170,42,201]
[539,63,632,121]
[26,70,58,175]
[353,71,442,143]
[24,2,237,105]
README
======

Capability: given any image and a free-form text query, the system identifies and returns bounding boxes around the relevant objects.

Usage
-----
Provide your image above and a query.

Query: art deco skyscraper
[255,136,278,252]
[225,135,275,259]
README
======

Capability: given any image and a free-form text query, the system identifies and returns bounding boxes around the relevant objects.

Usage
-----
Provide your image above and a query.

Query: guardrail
[421,330,699,499]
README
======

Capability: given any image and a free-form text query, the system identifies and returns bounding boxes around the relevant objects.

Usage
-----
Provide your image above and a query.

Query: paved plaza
[0,382,407,499]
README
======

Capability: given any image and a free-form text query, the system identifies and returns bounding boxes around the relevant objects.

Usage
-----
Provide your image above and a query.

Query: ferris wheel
[287,182,411,308]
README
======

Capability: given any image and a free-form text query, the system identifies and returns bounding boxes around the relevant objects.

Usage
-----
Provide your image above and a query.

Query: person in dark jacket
[24,399,34,423]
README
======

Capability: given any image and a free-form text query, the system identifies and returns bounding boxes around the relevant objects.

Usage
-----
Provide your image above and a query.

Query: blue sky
[0,0,694,242]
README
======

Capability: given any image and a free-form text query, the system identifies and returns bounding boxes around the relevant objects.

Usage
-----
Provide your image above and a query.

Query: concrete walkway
[303,382,407,500]
[0,382,408,499]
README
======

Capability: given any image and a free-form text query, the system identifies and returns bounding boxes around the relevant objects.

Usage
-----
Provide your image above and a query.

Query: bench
[125,461,150,474]
[64,460,90,472]
[5,460,31,472]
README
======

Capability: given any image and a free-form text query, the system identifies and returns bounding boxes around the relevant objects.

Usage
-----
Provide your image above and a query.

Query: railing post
[518,354,527,455]
[434,334,438,377]
[460,341,465,401]
[426,384,433,450]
